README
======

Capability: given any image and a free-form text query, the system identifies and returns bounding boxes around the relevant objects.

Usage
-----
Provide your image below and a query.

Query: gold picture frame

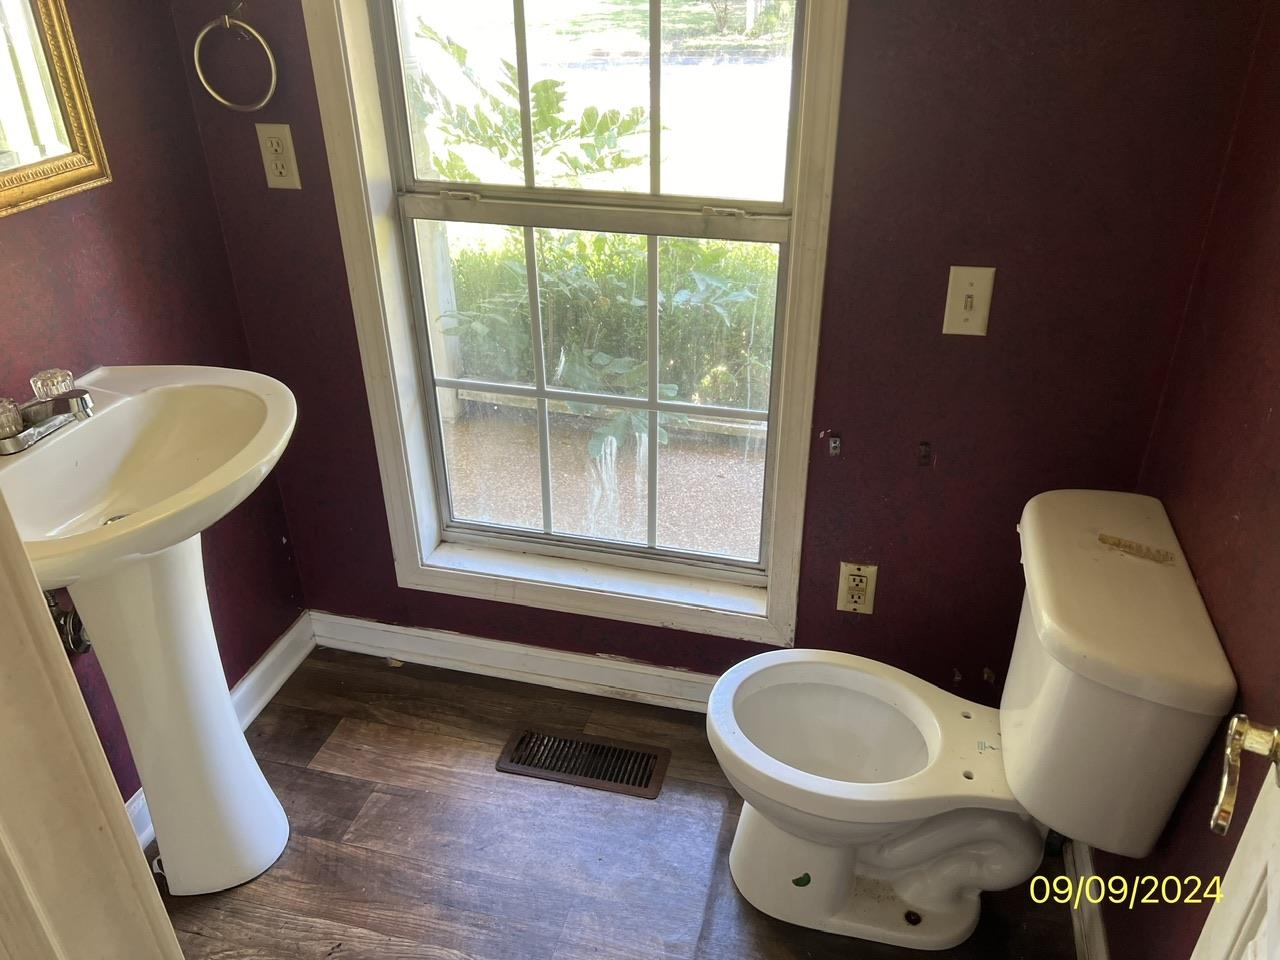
[0,0,110,218]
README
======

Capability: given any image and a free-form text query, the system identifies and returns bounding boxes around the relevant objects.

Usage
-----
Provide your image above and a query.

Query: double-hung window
[320,0,844,643]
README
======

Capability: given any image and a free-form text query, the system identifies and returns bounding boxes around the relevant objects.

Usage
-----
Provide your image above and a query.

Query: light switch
[254,122,301,190]
[942,265,995,336]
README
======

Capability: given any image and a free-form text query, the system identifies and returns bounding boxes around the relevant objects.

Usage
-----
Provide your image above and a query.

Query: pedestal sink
[0,365,296,895]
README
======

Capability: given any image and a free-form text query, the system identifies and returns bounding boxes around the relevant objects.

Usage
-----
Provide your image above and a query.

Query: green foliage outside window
[409,16,778,459]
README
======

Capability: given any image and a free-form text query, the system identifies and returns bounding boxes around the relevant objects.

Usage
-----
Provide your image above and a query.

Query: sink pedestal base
[68,534,289,895]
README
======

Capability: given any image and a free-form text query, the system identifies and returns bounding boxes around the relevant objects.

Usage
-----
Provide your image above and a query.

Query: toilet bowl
[706,490,1239,950]
[707,649,1044,950]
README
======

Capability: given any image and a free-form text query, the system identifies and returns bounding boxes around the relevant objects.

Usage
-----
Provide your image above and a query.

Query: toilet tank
[999,490,1236,858]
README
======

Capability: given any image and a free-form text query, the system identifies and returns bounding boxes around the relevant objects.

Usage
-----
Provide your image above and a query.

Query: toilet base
[728,804,981,950]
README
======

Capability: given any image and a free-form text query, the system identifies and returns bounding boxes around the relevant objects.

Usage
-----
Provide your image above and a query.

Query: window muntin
[386,1,802,571]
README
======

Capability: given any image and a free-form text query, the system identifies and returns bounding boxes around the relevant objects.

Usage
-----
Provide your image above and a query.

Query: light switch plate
[942,265,995,336]
[254,122,301,190]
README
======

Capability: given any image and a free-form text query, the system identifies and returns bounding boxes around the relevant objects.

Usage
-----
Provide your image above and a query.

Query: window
[304,0,843,643]
[380,0,802,573]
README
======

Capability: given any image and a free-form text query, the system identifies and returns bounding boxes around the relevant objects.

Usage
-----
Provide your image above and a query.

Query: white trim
[415,542,771,643]
[227,611,319,725]
[1192,773,1280,960]
[1063,841,1110,960]
[310,610,718,713]
[301,0,846,646]
[0,493,183,958]
[399,192,791,241]
[124,612,317,849]
[123,606,720,847]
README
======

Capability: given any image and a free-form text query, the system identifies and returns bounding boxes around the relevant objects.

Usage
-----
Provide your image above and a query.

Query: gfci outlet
[254,122,301,190]
[837,561,878,614]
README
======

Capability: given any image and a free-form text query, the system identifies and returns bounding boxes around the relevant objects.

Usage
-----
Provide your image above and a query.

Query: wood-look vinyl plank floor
[161,649,1077,960]
[274,649,597,745]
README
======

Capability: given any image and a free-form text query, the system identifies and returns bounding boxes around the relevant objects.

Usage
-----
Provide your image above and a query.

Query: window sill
[396,541,788,646]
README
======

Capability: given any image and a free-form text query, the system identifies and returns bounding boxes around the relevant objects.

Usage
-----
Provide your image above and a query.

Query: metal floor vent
[496,729,671,799]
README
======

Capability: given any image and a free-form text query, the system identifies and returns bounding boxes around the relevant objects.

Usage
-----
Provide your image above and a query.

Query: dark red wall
[0,0,303,796]
[172,0,1260,703]
[1096,3,1280,956]
[799,1,1260,700]
[0,2,1270,953]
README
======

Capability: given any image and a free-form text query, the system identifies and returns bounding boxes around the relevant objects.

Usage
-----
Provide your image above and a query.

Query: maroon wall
[1096,3,1280,956]
[798,1,1260,700]
[173,0,1260,703]
[0,0,303,796]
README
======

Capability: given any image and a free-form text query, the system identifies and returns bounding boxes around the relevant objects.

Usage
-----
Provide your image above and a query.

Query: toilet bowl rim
[707,649,1022,822]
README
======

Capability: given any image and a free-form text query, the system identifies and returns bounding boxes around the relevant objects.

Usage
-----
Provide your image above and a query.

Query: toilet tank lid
[1018,490,1236,717]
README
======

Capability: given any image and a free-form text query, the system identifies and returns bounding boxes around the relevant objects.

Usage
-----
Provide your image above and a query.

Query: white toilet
[707,490,1237,950]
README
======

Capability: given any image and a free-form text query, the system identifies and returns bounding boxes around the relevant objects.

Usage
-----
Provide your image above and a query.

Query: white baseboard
[125,611,317,849]
[310,610,718,713]
[125,608,718,848]
[227,611,319,725]
[1064,841,1110,960]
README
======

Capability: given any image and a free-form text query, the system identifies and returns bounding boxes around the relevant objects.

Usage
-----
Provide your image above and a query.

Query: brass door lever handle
[1211,714,1280,836]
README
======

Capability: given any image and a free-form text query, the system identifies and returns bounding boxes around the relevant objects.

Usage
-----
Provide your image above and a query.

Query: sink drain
[102,514,130,525]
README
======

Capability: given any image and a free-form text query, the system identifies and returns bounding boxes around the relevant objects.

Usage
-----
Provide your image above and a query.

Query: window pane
[660,0,796,201]
[438,390,543,530]
[657,413,765,560]
[549,401,647,544]
[658,237,778,409]
[395,0,524,185]
[538,229,649,398]
[524,2,650,191]
[416,221,535,386]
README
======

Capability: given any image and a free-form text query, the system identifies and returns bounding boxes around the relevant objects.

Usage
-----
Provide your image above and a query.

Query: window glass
[548,400,648,544]
[415,221,535,386]
[658,236,778,410]
[657,412,766,561]
[397,0,524,184]
[393,1,800,567]
[438,390,543,530]
[538,228,650,399]
[659,0,795,200]
[524,1,650,191]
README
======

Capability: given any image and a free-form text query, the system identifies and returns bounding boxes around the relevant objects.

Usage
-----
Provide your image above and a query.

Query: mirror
[0,0,108,217]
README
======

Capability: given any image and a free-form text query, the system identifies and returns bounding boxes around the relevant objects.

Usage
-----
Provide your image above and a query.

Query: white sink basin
[1,365,295,588]
[0,365,296,896]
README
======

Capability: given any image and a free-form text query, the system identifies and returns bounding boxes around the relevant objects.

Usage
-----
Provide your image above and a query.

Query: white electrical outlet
[254,122,301,190]
[942,265,995,335]
[837,561,878,614]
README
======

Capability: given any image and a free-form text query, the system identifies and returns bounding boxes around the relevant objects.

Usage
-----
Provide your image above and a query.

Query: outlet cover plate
[254,122,301,190]
[837,561,878,614]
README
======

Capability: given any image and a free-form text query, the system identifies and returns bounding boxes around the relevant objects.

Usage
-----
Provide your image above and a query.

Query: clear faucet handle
[0,399,21,439]
[29,368,74,400]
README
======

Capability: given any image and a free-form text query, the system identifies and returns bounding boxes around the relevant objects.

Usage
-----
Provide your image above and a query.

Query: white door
[1193,766,1280,960]
[0,493,182,960]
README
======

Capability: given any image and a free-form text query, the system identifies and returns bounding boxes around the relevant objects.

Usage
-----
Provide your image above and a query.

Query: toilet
[707,490,1237,950]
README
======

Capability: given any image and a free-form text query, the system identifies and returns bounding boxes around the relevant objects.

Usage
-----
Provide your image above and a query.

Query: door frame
[0,492,181,960]
[1192,769,1280,959]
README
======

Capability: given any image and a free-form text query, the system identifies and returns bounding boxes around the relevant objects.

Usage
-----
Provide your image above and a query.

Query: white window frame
[301,0,846,646]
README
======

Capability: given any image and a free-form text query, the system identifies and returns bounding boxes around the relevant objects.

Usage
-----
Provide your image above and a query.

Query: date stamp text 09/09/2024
[1030,875,1223,910]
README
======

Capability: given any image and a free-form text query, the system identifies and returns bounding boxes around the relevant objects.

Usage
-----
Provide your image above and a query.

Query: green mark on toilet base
[792,872,811,887]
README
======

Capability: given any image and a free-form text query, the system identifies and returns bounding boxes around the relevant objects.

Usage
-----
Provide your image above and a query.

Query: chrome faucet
[0,368,94,456]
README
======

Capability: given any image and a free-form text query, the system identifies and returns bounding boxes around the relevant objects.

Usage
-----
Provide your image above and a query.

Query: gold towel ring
[193,16,277,112]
